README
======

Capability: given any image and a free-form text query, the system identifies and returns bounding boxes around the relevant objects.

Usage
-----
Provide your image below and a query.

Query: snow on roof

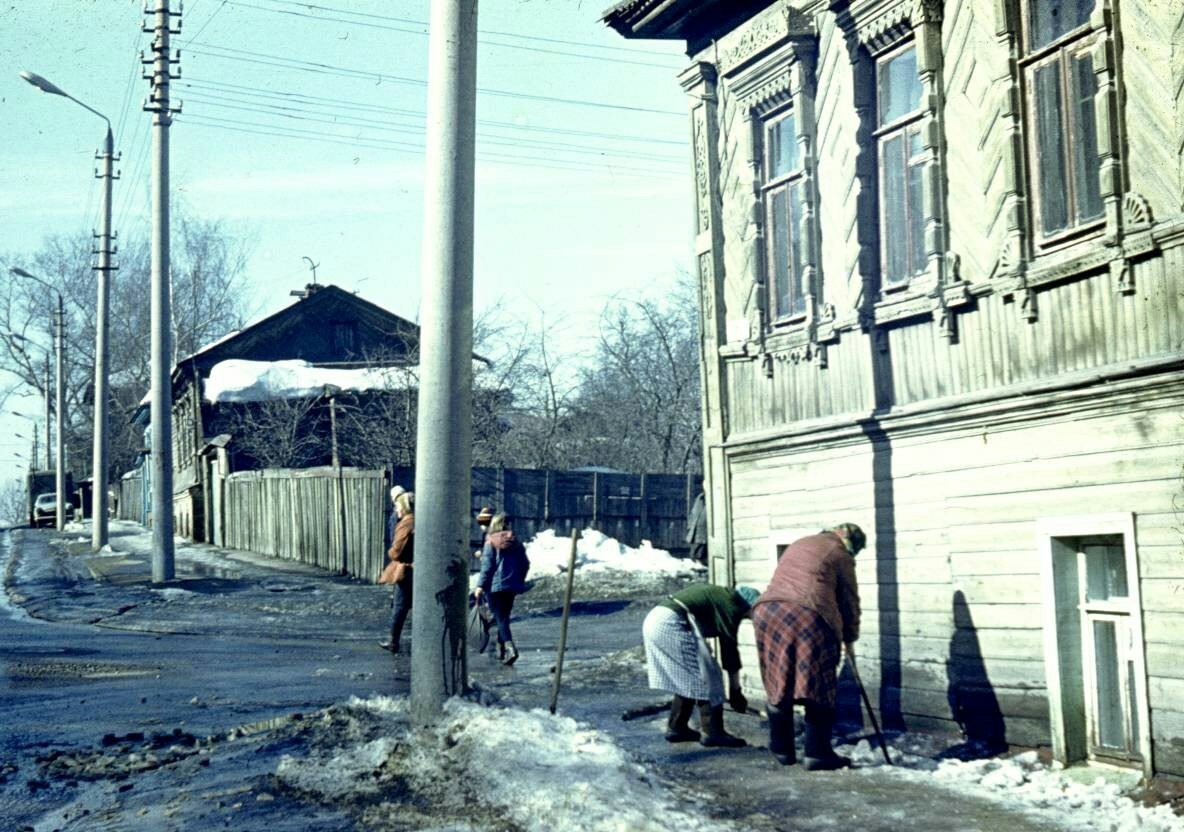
[203,359,392,403]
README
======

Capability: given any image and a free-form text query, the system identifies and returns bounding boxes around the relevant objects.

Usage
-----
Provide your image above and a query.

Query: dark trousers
[389,581,412,646]
[489,590,516,644]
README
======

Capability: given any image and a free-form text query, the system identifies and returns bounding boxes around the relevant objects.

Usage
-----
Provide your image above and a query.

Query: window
[876,44,928,288]
[762,111,808,320]
[1022,0,1104,243]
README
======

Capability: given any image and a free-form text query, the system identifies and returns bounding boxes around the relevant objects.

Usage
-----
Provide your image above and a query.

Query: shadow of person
[941,590,1007,759]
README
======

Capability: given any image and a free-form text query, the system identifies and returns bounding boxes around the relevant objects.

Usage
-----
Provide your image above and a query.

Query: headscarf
[390,485,406,503]
[487,513,509,534]
[828,523,866,556]
[735,585,760,608]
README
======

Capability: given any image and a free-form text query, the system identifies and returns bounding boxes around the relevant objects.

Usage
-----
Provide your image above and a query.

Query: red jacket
[757,532,860,644]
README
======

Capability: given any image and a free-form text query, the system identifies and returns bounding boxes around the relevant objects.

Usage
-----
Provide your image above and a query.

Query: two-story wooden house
[606,0,1184,778]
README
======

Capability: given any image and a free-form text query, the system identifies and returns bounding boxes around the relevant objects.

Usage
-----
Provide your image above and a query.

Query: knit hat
[735,585,760,608]
[476,506,495,526]
[390,485,406,503]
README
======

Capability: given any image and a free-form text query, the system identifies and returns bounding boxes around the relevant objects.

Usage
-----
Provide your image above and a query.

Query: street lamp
[19,70,116,548]
[8,268,66,531]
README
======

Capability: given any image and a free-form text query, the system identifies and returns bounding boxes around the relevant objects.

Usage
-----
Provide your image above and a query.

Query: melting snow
[203,359,394,403]
[524,528,702,578]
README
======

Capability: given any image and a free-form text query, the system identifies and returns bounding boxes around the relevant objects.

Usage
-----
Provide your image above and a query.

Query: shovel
[848,655,892,765]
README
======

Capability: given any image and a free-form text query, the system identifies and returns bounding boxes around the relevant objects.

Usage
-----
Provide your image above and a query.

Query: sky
[0,0,695,487]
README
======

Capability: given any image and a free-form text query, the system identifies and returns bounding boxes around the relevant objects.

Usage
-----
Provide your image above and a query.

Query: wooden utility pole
[410,0,478,725]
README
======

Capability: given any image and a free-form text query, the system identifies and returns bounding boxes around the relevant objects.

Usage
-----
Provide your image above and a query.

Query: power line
[225,0,682,70]
[250,0,680,58]
[178,92,685,164]
[175,113,682,179]
[186,43,685,117]
[180,77,687,147]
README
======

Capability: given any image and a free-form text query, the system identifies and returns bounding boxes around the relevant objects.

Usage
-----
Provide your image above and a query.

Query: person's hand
[728,688,749,714]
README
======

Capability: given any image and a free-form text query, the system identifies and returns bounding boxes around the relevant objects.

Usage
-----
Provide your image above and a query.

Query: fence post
[591,472,600,533]
[639,473,648,545]
[544,469,555,525]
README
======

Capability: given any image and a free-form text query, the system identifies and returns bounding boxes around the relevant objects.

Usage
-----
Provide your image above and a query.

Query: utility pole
[410,0,478,726]
[144,0,180,582]
[43,356,51,469]
[55,297,65,530]
[92,124,118,548]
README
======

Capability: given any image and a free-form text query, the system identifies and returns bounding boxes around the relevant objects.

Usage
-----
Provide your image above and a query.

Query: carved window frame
[1015,0,1116,255]
[731,39,822,352]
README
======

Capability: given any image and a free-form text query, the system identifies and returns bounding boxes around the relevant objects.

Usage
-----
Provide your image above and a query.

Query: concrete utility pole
[92,125,117,548]
[54,298,65,530]
[43,357,51,470]
[410,0,479,725]
[144,0,181,582]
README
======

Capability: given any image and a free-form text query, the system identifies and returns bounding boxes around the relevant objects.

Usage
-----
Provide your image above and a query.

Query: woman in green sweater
[642,582,760,748]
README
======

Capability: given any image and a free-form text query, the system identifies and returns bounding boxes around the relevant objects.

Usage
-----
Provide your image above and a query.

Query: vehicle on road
[32,492,71,528]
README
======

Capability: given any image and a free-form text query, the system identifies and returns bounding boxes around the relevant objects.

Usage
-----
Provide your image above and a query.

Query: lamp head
[19,71,68,98]
[9,267,35,280]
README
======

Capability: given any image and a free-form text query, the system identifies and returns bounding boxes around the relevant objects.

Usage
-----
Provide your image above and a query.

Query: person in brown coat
[377,491,414,653]
[752,523,864,770]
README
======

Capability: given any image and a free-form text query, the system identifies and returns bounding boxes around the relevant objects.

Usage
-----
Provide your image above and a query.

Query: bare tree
[0,480,25,527]
[221,397,328,470]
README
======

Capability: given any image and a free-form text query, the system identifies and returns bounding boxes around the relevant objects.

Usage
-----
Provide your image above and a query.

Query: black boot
[664,695,700,743]
[802,704,850,770]
[698,701,746,748]
[766,702,796,765]
[496,641,505,661]
[502,641,519,666]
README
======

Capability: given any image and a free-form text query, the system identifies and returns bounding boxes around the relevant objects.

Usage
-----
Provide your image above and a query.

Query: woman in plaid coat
[752,523,864,770]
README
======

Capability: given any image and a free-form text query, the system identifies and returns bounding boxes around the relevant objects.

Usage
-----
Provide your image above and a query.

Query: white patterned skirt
[642,605,724,704]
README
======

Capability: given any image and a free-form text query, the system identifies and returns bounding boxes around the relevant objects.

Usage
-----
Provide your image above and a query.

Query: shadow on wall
[941,589,1007,759]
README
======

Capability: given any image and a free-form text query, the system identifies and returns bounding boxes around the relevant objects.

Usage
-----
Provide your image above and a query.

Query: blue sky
[0,0,694,485]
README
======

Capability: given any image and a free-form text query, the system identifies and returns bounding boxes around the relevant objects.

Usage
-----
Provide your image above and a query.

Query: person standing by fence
[377,491,415,654]
[472,506,497,654]
[473,513,530,666]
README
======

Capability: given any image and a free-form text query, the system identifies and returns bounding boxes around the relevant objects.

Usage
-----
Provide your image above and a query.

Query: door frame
[1036,512,1152,777]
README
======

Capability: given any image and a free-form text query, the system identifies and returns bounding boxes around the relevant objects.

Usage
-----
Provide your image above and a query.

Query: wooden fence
[213,465,700,583]
[117,470,145,525]
[222,467,389,582]
[391,466,700,555]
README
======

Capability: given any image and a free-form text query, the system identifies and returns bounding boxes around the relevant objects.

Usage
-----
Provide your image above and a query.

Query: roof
[602,0,775,41]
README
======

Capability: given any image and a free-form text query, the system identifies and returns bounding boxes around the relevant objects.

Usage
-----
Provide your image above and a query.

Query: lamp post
[6,276,66,532]
[19,70,116,548]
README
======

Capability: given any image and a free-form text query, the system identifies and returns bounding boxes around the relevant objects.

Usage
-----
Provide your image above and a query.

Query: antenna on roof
[301,256,320,286]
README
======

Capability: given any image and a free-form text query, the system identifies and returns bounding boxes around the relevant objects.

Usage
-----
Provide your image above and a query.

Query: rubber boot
[502,641,520,666]
[664,695,700,743]
[766,702,796,765]
[802,704,851,770]
[698,701,746,748]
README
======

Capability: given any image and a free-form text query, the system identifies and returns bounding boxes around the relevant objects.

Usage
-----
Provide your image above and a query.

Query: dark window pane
[767,113,799,179]
[908,158,927,276]
[1029,0,1095,51]
[769,188,791,316]
[788,181,806,315]
[881,133,908,284]
[1071,53,1104,222]
[1092,619,1125,749]
[879,46,922,126]
[1033,61,1070,235]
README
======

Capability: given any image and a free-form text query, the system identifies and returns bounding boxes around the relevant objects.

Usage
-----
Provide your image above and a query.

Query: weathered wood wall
[222,467,387,582]
[681,0,1184,778]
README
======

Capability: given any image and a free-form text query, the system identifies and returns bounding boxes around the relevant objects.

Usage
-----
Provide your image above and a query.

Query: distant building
[606,0,1184,778]
[128,284,418,543]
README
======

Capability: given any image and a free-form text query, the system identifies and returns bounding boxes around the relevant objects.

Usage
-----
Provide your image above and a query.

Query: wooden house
[606,0,1184,778]
[161,283,418,543]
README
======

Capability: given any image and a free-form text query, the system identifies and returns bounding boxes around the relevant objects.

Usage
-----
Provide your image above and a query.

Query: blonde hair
[395,492,414,517]
[487,512,509,533]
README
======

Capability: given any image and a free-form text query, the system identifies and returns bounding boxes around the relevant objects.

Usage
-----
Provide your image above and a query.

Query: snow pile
[278,695,736,832]
[836,738,1183,831]
[203,359,394,403]
[525,528,702,578]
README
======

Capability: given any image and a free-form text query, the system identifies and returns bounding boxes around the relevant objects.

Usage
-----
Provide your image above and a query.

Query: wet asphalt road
[0,525,1085,832]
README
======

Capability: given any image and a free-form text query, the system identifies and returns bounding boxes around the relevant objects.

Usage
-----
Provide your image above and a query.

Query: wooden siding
[726,380,1184,772]
[222,467,387,582]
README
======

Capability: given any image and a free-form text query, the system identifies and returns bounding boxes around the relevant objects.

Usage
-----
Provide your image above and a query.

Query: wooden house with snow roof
[605,0,1184,779]
[134,283,419,543]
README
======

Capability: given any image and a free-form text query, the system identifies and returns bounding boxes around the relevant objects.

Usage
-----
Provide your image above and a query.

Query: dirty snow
[204,359,393,403]
[524,528,703,578]
[278,695,736,832]
[834,736,1183,832]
